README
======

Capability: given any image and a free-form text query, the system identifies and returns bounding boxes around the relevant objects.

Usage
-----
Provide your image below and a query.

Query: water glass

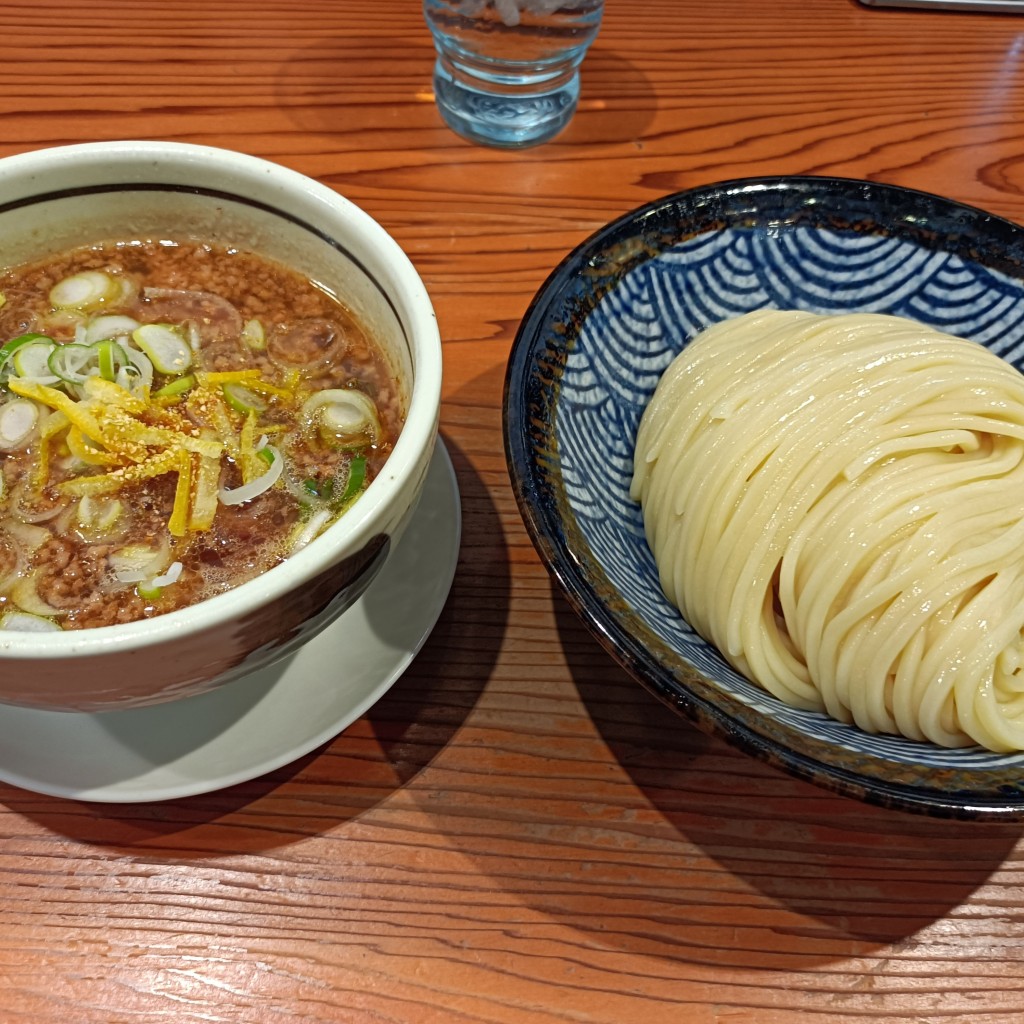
[424,0,604,149]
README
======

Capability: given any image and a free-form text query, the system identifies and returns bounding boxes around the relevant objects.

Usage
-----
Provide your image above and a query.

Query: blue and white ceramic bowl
[504,176,1024,820]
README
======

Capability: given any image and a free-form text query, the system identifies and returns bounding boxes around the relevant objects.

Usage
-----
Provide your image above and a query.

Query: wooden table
[2,0,1024,1020]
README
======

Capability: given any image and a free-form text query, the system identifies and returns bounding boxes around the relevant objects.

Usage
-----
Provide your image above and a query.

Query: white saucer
[0,441,461,803]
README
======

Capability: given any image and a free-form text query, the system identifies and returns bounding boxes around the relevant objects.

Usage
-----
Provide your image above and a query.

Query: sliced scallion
[47,343,94,385]
[50,270,123,310]
[95,339,125,381]
[339,454,367,504]
[301,388,381,448]
[10,339,59,384]
[108,543,171,584]
[10,573,63,616]
[241,318,266,351]
[289,507,332,554]
[83,314,140,345]
[0,398,39,449]
[0,610,61,632]
[154,373,196,398]
[121,344,154,391]
[137,561,184,601]
[303,476,334,501]
[0,332,51,366]
[222,381,267,416]
[77,495,123,537]
[132,323,193,375]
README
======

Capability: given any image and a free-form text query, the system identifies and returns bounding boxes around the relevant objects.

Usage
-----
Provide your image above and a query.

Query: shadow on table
[273,31,656,149]
[551,587,1023,968]
[570,48,659,148]
[0,429,506,855]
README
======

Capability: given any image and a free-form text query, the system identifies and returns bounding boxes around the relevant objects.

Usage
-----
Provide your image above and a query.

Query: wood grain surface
[2,0,1024,1021]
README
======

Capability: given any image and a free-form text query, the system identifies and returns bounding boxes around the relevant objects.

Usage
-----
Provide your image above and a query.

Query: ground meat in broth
[267,318,348,368]
[0,239,404,630]
[0,534,17,583]
[190,487,299,587]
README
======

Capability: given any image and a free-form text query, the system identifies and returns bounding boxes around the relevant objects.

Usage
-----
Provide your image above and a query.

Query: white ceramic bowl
[0,141,441,711]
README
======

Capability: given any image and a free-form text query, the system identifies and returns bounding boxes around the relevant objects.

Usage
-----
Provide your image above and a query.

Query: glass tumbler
[424,0,604,148]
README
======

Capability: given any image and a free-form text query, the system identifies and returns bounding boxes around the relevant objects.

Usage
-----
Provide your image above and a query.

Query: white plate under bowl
[0,441,461,803]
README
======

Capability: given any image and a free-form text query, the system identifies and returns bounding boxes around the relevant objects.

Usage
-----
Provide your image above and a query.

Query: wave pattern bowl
[504,176,1024,819]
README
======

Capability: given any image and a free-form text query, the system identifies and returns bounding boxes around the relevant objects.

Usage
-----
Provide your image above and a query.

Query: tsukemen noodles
[0,239,404,630]
[631,310,1024,753]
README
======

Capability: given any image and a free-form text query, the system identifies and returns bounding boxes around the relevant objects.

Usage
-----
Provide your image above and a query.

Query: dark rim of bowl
[503,174,1024,821]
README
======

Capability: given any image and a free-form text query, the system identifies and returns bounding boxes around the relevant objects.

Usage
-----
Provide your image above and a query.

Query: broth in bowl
[0,238,404,631]
[0,140,439,713]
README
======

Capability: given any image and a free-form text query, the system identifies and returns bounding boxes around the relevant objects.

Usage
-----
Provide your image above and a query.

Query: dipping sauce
[0,239,404,630]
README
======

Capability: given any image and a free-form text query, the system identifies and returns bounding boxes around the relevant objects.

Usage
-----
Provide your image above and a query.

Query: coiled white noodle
[630,310,1024,752]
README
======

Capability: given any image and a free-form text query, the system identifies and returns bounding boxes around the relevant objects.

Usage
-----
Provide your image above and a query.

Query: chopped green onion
[83,314,140,345]
[47,343,93,384]
[50,270,123,310]
[0,610,61,632]
[122,345,154,391]
[0,398,39,449]
[301,388,381,448]
[77,495,123,537]
[241,318,266,351]
[256,445,275,466]
[0,333,52,376]
[10,339,59,383]
[46,339,129,387]
[302,476,334,501]
[222,381,267,416]
[154,373,196,398]
[109,543,170,583]
[137,560,183,600]
[132,323,193,375]
[0,332,49,352]
[95,339,123,381]
[289,507,332,554]
[339,455,367,504]
[10,573,62,616]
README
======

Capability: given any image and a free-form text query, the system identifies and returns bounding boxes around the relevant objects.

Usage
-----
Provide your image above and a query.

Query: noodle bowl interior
[0,239,404,631]
[631,309,1024,754]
